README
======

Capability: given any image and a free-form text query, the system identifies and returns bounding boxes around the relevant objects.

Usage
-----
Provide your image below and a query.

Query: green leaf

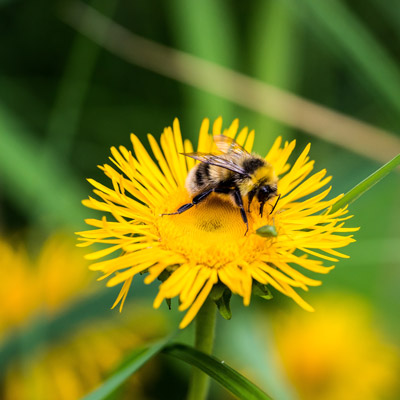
[331,153,400,213]
[82,334,176,400]
[256,225,278,237]
[163,343,273,400]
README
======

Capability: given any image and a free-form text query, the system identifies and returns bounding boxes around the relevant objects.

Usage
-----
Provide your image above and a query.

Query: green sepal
[158,270,172,309]
[252,281,273,300]
[210,283,232,320]
[209,282,227,302]
[255,224,277,237]
[214,288,232,320]
[157,269,171,283]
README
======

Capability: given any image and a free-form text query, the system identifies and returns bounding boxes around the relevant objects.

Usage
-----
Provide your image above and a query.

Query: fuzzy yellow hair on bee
[163,135,279,234]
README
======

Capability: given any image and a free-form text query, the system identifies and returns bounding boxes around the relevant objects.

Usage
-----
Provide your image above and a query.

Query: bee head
[257,184,278,217]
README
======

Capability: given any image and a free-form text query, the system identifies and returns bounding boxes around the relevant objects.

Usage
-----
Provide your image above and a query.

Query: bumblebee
[165,135,279,233]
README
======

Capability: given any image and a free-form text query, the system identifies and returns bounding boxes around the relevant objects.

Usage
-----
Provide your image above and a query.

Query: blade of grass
[0,103,87,228]
[221,310,297,400]
[61,2,400,163]
[163,343,273,400]
[167,0,236,130]
[46,0,118,156]
[368,0,400,41]
[291,0,400,115]
[82,334,176,400]
[0,0,14,6]
[249,0,299,146]
[0,282,153,375]
[331,153,400,213]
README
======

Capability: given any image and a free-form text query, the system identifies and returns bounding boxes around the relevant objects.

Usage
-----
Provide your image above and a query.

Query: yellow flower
[0,234,91,335]
[4,305,166,400]
[78,117,357,328]
[269,294,400,400]
[0,234,166,400]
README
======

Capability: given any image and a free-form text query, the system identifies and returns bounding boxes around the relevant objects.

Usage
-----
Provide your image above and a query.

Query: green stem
[187,297,217,400]
[330,153,400,214]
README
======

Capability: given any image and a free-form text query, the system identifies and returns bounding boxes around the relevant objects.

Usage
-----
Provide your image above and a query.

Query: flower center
[155,188,272,267]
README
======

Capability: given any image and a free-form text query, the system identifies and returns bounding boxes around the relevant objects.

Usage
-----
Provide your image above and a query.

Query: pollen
[156,189,264,267]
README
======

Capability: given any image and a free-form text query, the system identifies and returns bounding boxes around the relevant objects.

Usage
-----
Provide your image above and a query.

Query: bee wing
[213,135,249,155]
[181,152,249,175]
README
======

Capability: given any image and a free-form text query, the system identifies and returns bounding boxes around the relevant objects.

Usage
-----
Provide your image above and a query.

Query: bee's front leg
[247,189,256,212]
[269,193,281,215]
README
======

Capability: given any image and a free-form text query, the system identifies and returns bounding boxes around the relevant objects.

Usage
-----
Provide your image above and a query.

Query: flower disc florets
[77,117,357,328]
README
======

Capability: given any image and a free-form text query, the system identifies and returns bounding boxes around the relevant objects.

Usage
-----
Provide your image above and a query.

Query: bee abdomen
[242,157,266,175]
[186,163,211,194]
[195,163,210,186]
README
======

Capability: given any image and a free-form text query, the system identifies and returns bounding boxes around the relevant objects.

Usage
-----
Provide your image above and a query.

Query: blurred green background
[0,1,399,399]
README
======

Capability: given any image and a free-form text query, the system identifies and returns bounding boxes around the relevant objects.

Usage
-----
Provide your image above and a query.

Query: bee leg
[233,189,249,235]
[259,200,266,218]
[247,189,256,212]
[162,189,214,216]
[269,194,281,215]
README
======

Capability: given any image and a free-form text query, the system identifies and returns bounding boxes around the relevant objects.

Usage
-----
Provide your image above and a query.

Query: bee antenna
[269,194,281,215]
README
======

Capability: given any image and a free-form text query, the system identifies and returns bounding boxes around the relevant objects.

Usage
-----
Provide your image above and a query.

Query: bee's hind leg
[162,189,214,216]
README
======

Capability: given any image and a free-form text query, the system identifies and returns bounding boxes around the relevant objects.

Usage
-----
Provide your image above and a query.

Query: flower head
[4,306,166,400]
[269,293,400,400]
[0,234,165,400]
[0,234,91,335]
[77,118,357,328]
